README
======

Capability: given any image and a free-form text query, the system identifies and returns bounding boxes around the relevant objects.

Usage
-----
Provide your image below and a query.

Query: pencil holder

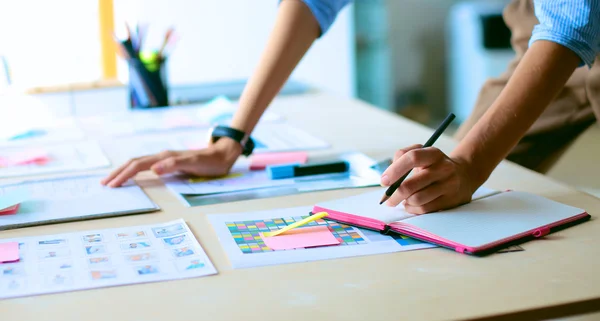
[127,57,169,109]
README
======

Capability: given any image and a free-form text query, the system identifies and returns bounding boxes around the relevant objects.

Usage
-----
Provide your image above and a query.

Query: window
[0,0,104,88]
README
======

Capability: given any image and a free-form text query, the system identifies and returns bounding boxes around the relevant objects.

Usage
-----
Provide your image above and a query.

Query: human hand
[101,138,242,187]
[380,144,477,214]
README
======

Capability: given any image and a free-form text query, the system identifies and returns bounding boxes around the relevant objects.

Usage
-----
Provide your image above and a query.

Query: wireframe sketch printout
[80,95,283,137]
[115,122,329,160]
[0,219,217,300]
[0,142,110,178]
[0,175,159,230]
[208,207,435,269]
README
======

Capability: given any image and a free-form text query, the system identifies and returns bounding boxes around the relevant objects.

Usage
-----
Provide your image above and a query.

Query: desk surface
[1,93,599,321]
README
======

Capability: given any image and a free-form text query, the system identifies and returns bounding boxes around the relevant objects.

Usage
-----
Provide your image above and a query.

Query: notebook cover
[389,212,590,256]
[312,195,591,256]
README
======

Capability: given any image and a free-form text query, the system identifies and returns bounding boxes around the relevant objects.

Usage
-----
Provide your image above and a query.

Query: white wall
[386,0,466,116]
[114,0,355,98]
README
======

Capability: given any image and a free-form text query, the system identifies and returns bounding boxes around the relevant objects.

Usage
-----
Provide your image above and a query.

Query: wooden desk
[1,93,599,321]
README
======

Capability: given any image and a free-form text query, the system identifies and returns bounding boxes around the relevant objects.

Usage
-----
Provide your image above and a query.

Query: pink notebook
[312,189,590,255]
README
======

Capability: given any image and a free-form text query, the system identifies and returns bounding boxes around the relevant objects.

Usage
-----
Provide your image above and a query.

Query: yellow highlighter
[263,212,329,237]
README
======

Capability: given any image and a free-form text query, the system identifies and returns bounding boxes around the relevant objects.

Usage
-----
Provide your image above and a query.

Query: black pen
[379,113,456,205]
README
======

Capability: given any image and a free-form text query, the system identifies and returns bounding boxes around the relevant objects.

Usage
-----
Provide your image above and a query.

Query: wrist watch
[208,125,255,156]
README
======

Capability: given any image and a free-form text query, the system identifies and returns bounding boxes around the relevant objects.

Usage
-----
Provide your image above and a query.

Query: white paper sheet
[0,219,217,300]
[401,191,586,248]
[314,186,499,225]
[115,121,329,160]
[207,207,434,269]
[0,118,86,148]
[0,175,159,230]
[0,141,110,178]
[79,96,283,137]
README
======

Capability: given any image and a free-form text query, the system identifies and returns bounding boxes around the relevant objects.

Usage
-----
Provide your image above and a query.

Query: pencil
[379,113,456,205]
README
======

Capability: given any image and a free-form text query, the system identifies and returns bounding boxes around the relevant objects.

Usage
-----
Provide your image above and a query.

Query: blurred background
[2,0,599,197]
[0,0,514,126]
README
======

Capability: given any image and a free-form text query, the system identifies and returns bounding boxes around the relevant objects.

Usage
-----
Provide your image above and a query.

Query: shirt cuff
[530,26,597,68]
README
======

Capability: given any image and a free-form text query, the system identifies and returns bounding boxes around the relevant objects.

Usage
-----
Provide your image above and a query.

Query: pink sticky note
[0,204,20,216]
[260,226,341,250]
[250,152,308,170]
[0,150,50,167]
[0,242,20,263]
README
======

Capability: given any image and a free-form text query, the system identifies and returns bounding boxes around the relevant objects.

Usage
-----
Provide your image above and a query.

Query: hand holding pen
[378,113,481,214]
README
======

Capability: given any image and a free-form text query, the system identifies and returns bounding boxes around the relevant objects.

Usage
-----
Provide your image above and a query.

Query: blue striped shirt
[300,0,350,35]
[530,0,600,67]
[301,0,600,67]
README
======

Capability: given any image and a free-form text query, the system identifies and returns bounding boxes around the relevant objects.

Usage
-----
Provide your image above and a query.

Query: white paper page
[314,189,415,224]
[0,141,110,178]
[471,186,499,200]
[402,191,586,248]
[79,96,282,137]
[249,122,329,152]
[0,219,217,300]
[0,118,86,148]
[207,207,433,269]
[314,186,501,225]
[0,175,158,230]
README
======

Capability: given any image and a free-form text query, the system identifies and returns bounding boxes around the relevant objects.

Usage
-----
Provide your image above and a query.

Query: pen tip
[379,195,389,205]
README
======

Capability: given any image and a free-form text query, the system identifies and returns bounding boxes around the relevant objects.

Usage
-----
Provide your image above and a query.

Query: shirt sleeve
[530,0,600,67]
[300,0,351,36]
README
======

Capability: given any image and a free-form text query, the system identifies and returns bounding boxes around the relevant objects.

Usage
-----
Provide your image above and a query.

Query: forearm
[451,40,581,186]
[231,0,320,133]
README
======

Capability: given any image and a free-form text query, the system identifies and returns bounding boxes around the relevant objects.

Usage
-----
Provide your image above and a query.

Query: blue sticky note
[0,188,29,211]
[8,129,47,141]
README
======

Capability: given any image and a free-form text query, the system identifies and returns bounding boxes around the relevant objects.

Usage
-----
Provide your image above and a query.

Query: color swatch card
[0,141,110,178]
[0,219,217,300]
[208,207,434,269]
[0,175,159,230]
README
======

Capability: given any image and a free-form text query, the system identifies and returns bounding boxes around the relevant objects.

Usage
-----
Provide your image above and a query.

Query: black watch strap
[210,125,255,156]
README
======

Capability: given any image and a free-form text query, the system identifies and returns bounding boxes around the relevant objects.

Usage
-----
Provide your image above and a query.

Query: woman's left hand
[380,145,477,214]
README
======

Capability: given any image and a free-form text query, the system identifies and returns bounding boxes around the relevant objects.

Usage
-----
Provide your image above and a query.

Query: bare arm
[452,40,581,187]
[381,40,581,213]
[230,0,320,134]
[101,0,320,187]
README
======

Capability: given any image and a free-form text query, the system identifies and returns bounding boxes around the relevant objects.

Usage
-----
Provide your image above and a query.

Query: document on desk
[0,219,217,300]
[166,152,382,206]
[208,207,434,269]
[114,121,329,160]
[0,141,110,178]
[0,118,86,148]
[80,96,283,137]
[0,175,159,230]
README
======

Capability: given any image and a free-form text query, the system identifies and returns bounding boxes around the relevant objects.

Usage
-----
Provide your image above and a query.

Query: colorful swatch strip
[226,216,367,254]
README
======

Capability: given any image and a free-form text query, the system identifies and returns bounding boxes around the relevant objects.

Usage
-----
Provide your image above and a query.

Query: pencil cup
[127,57,169,109]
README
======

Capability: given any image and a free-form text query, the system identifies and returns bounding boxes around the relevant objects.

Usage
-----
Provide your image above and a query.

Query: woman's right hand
[100,138,242,187]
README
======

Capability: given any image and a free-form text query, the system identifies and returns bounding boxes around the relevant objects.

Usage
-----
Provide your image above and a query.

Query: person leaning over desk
[102,0,600,214]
